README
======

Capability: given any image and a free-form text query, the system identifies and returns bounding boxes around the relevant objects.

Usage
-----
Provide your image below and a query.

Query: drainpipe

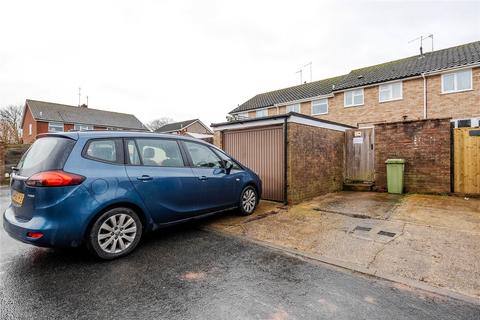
[422,72,427,119]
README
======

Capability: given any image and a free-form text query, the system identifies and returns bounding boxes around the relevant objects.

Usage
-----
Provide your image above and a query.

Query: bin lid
[385,159,406,164]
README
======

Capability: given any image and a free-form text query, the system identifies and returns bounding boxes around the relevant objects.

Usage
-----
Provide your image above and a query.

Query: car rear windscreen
[17,137,76,176]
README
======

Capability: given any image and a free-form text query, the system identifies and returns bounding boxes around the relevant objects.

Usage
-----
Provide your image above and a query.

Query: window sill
[344,103,364,108]
[379,97,403,104]
[440,88,473,95]
[311,112,328,116]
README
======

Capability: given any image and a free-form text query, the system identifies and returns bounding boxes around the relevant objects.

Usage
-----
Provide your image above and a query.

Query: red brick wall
[37,121,49,136]
[64,123,74,132]
[374,118,451,193]
[287,123,345,203]
[22,106,37,144]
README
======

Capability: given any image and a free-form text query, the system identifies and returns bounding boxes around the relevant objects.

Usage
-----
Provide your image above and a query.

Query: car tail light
[26,171,85,187]
[27,232,44,239]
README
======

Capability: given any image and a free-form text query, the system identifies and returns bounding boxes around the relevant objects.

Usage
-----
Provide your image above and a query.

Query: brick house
[213,41,480,202]
[21,99,147,144]
[229,41,480,128]
[155,119,213,142]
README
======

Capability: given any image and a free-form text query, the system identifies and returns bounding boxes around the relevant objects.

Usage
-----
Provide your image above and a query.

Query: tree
[0,105,23,144]
[146,117,175,131]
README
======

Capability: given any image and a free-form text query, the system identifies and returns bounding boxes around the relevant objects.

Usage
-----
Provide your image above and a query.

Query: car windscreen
[17,136,76,177]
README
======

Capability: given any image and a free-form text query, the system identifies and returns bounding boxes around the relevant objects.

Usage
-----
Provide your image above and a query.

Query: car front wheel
[87,207,143,260]
[237,186,258,216]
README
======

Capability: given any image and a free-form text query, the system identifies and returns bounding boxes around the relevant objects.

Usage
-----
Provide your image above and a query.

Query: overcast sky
[1,0,479,127]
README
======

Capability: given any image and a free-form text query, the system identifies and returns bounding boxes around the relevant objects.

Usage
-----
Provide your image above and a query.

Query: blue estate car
[3,131,261,259]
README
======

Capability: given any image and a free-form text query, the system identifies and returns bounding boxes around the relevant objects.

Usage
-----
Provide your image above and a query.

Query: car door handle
[198,176,208,181]
[137,175,153,181]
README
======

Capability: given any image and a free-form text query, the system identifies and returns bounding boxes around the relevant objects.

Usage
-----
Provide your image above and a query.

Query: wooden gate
[454,128,480,194]
[223,125,285,202]
[345,128,375,182]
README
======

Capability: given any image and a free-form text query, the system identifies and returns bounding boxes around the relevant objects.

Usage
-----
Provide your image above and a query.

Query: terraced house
[229,41,480,128]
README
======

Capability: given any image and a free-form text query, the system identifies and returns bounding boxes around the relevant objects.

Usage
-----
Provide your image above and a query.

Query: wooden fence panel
[454,128,480,194]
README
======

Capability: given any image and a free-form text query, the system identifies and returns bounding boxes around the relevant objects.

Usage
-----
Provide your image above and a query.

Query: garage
[211,113,353,203]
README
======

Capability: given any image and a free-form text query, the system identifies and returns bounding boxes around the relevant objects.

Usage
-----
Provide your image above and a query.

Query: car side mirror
[225,161,234,174]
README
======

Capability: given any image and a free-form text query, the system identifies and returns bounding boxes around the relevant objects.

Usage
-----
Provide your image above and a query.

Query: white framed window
[28,123,32,135]
[74,124,93,131]
[237,112,248,119]
[344,89,364,107]
[48,122,64,132]
[311,99,328,115]
[286,103,300,113]
[379,81,402,102]
[256,109,268,117]
[442,69,472,93]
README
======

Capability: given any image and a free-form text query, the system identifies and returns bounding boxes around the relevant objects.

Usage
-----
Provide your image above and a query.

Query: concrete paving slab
[202,191,480,302]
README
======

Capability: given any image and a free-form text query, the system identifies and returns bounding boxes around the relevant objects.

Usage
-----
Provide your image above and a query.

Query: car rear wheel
[237,186,258,216]
[87,207,142,260]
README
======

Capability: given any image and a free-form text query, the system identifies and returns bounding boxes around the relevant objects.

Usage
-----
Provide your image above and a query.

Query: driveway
[203,191,480,302]
[1,187,480,319]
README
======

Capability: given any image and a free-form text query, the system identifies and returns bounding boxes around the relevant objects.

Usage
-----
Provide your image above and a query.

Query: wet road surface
[1,187,479,319]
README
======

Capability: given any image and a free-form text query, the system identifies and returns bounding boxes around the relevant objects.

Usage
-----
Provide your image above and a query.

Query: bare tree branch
[146,117,175,131]
[0,105,23,144]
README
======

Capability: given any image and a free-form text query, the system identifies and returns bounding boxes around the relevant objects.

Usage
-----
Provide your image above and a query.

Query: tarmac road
[1,187,479,320]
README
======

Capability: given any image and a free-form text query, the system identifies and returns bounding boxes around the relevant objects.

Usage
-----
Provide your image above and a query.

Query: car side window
[126,140,141,165]
[213,149,242,170]
[135,138,185,167]
[184,141,222,168]
[85,139,119,163]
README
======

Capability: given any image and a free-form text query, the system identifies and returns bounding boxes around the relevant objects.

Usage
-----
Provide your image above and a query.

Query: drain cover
[377,231,396,237]
[354,226,372,232]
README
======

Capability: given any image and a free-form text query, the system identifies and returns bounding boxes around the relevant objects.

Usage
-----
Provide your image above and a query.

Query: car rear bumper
[3,204,84,248]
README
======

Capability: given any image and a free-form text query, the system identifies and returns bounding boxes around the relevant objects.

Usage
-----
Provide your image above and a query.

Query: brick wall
[22,106,37,144]
[287,123,344,203]
[255,67,480,127]
[187,122,210,134]
[213,131,222,148]
[374,118,451,193]
[427,70,480,119]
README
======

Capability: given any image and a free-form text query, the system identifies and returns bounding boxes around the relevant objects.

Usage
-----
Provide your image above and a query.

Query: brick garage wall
[287,123,344,203]
[374,118,451,193]
[213,131,222,148]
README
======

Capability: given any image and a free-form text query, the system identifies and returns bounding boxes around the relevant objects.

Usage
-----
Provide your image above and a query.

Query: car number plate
[12,191,25,206]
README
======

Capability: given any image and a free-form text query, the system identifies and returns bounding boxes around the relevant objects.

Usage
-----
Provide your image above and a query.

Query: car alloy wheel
[97,213,137,254]
[88,207,142,259]
[242,188,257,214]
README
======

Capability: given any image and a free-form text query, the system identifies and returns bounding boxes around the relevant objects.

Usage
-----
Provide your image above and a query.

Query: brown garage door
[223,125,284,201]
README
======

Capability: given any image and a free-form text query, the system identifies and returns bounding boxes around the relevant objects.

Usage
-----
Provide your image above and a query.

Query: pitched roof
[155,119,199,133]
[231,41,480,113]
[334,40,480,90]
[230,75,347,114]
[26,99,146,130]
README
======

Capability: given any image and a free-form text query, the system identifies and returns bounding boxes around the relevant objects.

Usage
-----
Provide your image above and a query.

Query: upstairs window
[48,122,64,132]
[442,69,472,93]
[344,89,364,107]
[237,112,248,119]
[379,82,402,102]
[311,99,328,115]
[256,109,268,117]
[286,104,300,113]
